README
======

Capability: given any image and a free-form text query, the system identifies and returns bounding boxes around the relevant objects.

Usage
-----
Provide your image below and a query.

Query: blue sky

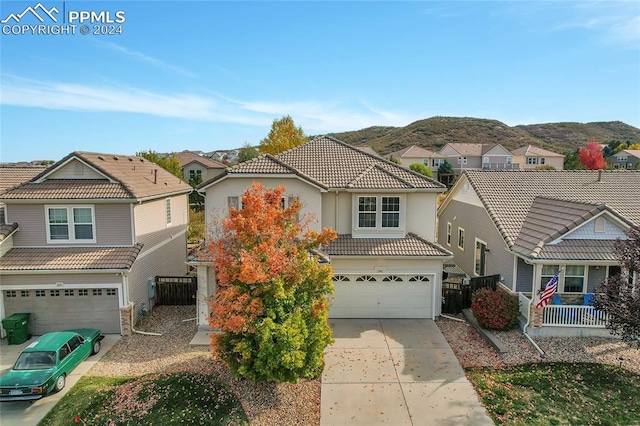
[1,1,639,162]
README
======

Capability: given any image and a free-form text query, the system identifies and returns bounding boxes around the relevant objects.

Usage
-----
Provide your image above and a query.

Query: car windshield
[14,351,56,370]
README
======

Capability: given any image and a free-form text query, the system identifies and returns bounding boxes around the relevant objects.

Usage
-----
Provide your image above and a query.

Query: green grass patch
[466,362,640,425]
[39,372,248,425]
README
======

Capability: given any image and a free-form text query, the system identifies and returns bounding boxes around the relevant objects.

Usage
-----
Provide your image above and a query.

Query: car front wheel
[91,340,101,355]
[54,374,66,392]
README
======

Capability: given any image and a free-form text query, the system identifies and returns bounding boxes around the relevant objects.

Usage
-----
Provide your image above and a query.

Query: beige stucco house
[439,143,518,174]
[0,153,192,336]
[386,145,447,178]
[511,145,565,170]
[192,136,452,326]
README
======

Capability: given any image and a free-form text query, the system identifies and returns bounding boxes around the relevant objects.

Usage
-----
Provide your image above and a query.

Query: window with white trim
[458,156,467,164]
[540,158,546,165]
[357,196,401,229]
[189,169,202,179]
[564,265,585,293]
[46,205,95,242]
[527,157,538,165]
[446,222,452,246]
[165,198,172,225]
[433,158,444,167]
[457,227,465,250]
[540,265,559,292]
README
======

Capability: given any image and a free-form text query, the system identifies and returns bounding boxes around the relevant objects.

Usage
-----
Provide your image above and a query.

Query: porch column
[196,265,216,328]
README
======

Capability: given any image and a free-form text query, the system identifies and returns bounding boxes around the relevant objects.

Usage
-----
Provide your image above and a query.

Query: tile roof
[0,222,18,242]
[0,167,47,193]
[176,151,226,169]
[512,197,609,258]
[200,136,445,190]
[511,145,565,157]
[0,152,192,201]
[0,244,143,271]
[324,233,452,257]
[536,239,618,261]
[461,170,640,248]
[389,145,444,159]
[445,143,498,156]
[358,146,380,157]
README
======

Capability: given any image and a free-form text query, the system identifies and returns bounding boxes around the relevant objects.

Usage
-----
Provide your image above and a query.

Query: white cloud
[0,75,415,132]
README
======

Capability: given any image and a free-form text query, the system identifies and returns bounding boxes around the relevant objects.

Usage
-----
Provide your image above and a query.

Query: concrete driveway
[321,319,493,425]
[0,334,120,426]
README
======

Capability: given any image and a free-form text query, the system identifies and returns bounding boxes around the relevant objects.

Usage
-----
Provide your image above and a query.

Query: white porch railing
[542,305,609,327]
[518,292,531,323]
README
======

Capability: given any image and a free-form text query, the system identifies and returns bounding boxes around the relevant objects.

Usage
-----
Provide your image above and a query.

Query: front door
[475,240,487,276]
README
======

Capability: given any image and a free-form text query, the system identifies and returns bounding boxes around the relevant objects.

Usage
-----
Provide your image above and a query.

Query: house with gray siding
[437,169,640,336]
[438,143,518,174]
[191,136,452,328]
[0,152,192,336]
[608,149,640,170]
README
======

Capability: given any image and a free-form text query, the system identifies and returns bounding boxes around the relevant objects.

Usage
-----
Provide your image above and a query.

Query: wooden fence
[155,276,197,305]
[441,274,499,314]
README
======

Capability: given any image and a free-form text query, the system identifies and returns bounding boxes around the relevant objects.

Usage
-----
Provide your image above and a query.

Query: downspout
[521,294,545,357]
[129,302,162,336]
[335,190,339,232]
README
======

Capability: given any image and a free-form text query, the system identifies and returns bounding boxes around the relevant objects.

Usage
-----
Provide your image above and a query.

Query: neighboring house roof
[534,239,618,261]
[324,233,451,257]
[611,149,640,158]
[388,145,445,159]
[443,143,501,156]
[511,197,630,259]
[0,152,192,201]
[0,167,47,193]
[358,146,380,157]
[455,170,640,249]
[0,244,143,271]
[511,145,564,157]
[176,151,226,169]
[200,136,445,191]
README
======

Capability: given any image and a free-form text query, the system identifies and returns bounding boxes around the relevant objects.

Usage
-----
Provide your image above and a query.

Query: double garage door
[329,274,434,319]
[3,288,121,335]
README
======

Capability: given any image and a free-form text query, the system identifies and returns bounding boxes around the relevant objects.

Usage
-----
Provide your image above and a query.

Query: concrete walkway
[321,319,493,425]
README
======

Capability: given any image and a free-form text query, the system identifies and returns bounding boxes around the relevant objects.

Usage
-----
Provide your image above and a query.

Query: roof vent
[113,156,119,161]
[98,155,105,161]
[128,158,133,162]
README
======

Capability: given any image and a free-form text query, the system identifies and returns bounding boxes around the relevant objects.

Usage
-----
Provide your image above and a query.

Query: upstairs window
[433,158,444,167]
[46,206,95,243]
[357,196,401,229]
[165,198,172,226]
[457,227,465,250]
[527,157,538,165]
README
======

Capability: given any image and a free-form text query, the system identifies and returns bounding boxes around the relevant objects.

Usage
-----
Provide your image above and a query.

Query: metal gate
[441,274,499,314]
[155,276,197,305]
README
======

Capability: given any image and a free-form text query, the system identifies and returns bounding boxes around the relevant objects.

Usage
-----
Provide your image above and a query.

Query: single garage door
[3,288,121,335]
[329,274,433,319]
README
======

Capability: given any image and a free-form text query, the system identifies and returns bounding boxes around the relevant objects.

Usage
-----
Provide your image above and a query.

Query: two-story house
[439,143,517,174]
[192,136,452,326]
[0,152,192,336]
[437,170,640,336]
[176,150,227,184]
[609,149,640,170]
[386,145,447,178]
[511,145,565,170]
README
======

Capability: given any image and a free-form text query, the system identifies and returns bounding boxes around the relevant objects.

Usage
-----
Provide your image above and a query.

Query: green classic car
[0,328,104,401]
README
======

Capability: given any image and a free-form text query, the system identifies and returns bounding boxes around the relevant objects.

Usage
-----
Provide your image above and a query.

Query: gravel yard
[89,305,320,426]
[436,315,640,375]
[89,306,637,426]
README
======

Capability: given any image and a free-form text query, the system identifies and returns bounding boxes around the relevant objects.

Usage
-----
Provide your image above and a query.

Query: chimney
[598,169,603,182]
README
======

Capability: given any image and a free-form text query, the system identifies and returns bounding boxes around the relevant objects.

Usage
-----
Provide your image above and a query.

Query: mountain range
[327,117,640,155]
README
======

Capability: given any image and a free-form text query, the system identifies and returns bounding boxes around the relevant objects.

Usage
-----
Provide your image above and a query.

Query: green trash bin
[2,313,30,345]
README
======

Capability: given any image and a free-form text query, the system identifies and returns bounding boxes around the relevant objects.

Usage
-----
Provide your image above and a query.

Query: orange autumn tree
[208,182,337,382]
[578,139,607,170]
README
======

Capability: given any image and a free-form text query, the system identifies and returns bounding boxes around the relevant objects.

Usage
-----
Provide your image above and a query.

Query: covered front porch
[518,292,613,337]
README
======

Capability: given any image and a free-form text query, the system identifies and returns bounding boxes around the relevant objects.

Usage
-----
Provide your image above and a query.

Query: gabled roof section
[535,239,618,261]
[388,145,444,159]
[176,151,226,169]
[199,136,445,191]
[325,233,452,257]
[444,143,499,156]
[511,145,564,157]
[0,152,192,201]
[0,167,47,193]
[0,244,143,271]
[358,146,380,157]
[460,170,640,248]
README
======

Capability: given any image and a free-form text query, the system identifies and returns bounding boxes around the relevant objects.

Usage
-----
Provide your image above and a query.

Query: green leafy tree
[208,182,337,382]
[409,163,433,178]
[258,116,308,155]
[238,143,259,163]
[438,160,454,176]
[535,165,556,170]
[188,174,204,208]
[628,143,640,150]
[136,150,183,179]
[563,150,586,170]
[594,227,640,348]
[388,155,401,165]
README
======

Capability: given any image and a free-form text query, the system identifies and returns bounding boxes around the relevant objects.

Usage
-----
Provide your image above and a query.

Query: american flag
[536,270,560,308]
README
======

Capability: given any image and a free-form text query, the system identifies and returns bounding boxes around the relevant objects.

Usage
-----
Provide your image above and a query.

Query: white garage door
[329,274,433,319]
[3,288,121,335]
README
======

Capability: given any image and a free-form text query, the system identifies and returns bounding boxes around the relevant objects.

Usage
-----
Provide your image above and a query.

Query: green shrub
[471,288,520,330]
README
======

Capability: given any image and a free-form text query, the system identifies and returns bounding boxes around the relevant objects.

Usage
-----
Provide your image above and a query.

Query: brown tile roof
[0,244,143,271]
[358,146,380,157]
[0,222,18,242]
[511,145,564,157]
[512,197,612,258]
[461,170,640,248]
[388,145,445,159]
[536,239,618,261]
[0,152,192,201]
[445,143,498,156]
[324,233,452,257]
[176,151,226,169]
[201,136,445,190]
[0,167,47,193]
